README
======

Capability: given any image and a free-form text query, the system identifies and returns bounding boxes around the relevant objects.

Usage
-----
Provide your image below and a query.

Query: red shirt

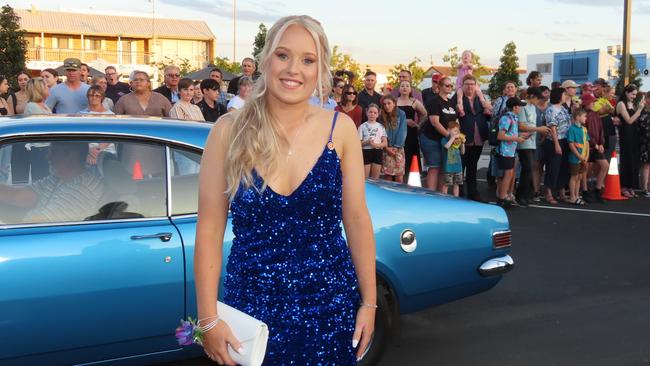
[335,104,363,128]
[585,110,604,150]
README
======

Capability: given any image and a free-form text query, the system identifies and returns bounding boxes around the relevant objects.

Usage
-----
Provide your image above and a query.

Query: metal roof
[16,9,215,41]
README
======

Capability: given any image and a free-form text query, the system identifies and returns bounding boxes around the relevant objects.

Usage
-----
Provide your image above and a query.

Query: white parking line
[506,204,650,217]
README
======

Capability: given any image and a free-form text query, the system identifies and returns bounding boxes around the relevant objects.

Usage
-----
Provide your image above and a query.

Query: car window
[170,147,201,215]
[0,139,167,225]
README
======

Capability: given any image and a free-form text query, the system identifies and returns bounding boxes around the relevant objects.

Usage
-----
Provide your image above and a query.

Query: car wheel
[357,286,391,366]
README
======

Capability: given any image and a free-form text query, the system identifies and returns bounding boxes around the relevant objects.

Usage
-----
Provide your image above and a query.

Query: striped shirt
[25,171,105,223]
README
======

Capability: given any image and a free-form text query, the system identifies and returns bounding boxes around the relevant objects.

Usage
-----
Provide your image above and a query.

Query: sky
[6,0,650,69]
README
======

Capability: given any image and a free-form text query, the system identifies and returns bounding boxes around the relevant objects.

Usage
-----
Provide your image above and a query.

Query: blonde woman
[226,75,253,112]
[23,78,52,115]
[195,15,376,365]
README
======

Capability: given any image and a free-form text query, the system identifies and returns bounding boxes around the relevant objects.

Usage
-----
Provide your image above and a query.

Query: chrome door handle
[131,232,173,242]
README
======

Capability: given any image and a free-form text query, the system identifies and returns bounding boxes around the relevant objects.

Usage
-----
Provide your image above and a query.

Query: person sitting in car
[0,141,104,224]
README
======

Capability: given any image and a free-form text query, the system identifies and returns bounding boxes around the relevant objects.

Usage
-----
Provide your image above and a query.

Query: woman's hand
[555,144,562,155]
[352,306,376,362]
[201,320,243,365]
[406,118,417,128]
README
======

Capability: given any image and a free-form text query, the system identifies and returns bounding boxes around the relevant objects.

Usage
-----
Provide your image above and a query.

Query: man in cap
[592,78,617,159]
[45,58,91,114]
[422,73,444,105]
[561,80,580,113]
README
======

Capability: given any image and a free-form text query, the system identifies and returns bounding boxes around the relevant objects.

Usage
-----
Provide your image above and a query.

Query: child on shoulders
[455,50,492,117]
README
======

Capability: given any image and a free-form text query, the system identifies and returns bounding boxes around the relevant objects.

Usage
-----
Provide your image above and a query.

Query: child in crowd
[441,120,465,196]
[358,104,387,179]
[496,97,529,207]
[567,109,590,205]
[455,50,491,117]
[581,94,608,203]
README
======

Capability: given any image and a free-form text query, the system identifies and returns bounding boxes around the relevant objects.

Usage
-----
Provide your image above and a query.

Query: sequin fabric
[224,113,360,365]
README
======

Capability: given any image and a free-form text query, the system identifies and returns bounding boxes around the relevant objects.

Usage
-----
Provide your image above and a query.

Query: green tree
[213,56,241,75]
[388,58,426,89]
[252,23,267,62]
[330,45,363,90]
[488,41,521,99]
[615,54,643,97]
[0,5,28,90]
[150,56,199,83]
[442,47,491,84]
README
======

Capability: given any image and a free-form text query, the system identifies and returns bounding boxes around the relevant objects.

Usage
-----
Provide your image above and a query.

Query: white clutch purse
[217,301,269,366]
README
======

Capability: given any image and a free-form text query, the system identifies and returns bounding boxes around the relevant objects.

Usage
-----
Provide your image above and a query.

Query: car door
[0,137,185,365]
[166,145,235,320]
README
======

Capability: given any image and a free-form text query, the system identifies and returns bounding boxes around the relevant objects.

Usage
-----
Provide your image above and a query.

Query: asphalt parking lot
[377,179,650,366]
[164,165,650,366]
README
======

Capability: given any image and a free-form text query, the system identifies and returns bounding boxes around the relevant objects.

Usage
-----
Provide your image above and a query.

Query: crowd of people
[1,53,649,207]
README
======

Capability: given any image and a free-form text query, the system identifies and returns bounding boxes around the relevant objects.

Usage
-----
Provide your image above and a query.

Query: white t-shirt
[227,95,246,110]
[358,121,387,150]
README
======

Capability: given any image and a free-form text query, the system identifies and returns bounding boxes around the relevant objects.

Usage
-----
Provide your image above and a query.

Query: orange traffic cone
[407,155,422,187]
[602,151,627,200]
[132,160,144,180]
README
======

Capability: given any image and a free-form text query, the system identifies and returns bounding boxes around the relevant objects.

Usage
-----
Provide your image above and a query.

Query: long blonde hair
[224,15,331,199]
[25,77,48,103]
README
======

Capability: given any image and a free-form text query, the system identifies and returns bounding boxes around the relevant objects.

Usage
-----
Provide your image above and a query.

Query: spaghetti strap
[328,111,339,143]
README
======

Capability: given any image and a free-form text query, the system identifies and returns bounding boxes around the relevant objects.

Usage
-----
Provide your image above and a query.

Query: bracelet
[197,315,219,325]
[360,302,378,309]
[198,316,221,334]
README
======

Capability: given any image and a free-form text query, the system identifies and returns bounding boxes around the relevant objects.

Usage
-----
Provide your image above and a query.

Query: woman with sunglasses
[335,84,363,127]
[419,77,456,191]
[80,85,114,115]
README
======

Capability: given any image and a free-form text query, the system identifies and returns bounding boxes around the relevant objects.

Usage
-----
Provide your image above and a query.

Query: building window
[52,37,72,50]
[536,63,551,74]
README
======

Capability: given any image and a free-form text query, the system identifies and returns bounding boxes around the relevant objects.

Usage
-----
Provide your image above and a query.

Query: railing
[27,48,208,69]
[27,48,152,65]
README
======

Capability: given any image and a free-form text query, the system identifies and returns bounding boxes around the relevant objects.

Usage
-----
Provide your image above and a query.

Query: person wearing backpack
[488,81,518,192]
[496,97,530,208]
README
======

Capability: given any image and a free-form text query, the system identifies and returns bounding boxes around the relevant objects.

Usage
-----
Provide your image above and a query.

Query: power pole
[233,0,237,63]
[622,0,632,86]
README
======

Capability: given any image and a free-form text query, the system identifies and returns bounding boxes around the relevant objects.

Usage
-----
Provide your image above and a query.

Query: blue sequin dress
[224,112,360,365]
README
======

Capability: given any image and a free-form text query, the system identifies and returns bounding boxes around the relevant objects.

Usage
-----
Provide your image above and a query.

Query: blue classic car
[0,116,513,366]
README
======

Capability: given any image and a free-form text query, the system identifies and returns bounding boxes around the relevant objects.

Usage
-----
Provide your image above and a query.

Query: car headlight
[400,229,417,253]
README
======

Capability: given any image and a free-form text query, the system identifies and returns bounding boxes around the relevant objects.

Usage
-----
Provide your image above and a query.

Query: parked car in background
[0,116,513,366]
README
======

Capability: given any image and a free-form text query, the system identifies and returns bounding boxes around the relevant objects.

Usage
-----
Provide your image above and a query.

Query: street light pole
[622,0,632,86]
[233,0,237,63]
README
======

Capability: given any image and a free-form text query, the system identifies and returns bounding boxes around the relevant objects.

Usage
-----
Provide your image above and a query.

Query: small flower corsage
[175,315,221,346]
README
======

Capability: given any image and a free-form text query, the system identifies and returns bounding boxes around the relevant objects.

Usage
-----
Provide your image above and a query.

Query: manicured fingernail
[357,356,363,362]
[237,347,245,354]
[352,339,359,348]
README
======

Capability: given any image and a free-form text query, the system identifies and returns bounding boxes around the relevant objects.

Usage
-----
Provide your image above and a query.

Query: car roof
[0,115,213,149]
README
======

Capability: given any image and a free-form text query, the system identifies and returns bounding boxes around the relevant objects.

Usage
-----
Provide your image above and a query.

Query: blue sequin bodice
[224,113,359,365]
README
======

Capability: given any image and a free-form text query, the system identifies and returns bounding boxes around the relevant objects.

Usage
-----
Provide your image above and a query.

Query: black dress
[618,106,640,189]
[638,109,650,164]
[399,101,420,174]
